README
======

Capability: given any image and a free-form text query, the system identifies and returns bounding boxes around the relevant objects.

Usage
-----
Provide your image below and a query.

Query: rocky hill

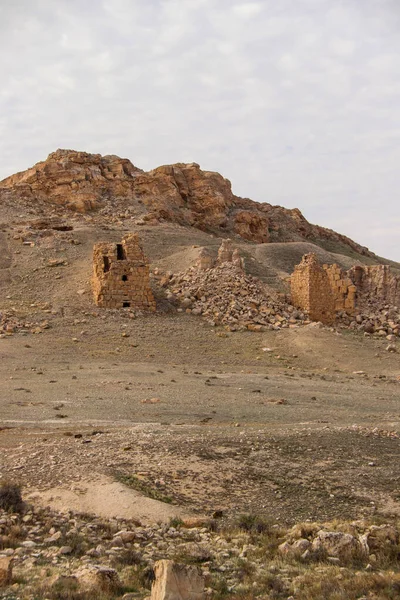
[0,149,373,258]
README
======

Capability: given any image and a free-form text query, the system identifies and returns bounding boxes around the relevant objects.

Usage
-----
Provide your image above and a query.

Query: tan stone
[196,248,214,271]
[92,233,156,311]
[290,254,336,324]
[311,530,364,560]
[151,560,204,600]
[324,263,356,314]
[349,264,400,307]
[217,239,234,264]
[0,557,13,586]
[75,566,120,592]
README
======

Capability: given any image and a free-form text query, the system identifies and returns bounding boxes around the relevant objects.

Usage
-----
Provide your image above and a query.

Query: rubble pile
[162,263,307,331]
[339,306,400,338]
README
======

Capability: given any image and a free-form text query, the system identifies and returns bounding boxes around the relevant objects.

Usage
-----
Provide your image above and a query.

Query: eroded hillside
[0,149,376,260]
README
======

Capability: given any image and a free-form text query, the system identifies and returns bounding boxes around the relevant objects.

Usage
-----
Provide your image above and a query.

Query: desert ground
[0,190,400,599]
[0,214,399,527]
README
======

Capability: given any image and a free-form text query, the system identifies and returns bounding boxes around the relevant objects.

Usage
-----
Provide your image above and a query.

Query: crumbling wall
[323,264,356,313]
[93,233,156,310]
[291,254,400,324]
[349,265,400,308]
[290,254,336,324]
[196,239,244,271]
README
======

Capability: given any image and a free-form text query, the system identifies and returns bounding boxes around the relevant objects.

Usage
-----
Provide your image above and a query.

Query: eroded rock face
[0,149,375,254]
[0,149,142,213]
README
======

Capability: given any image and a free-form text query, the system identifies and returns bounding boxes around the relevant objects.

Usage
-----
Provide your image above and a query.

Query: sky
[1,0,399,260]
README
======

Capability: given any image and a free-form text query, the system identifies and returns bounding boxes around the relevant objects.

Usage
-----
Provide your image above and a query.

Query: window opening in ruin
[116,244,126,260]
[103,256,110,273]
[122,274,128,281]
[123,301,130,307]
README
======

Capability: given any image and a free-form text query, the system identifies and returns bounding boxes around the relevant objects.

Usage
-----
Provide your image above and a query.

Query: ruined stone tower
[92,233,156,310]
[290,254,336,324]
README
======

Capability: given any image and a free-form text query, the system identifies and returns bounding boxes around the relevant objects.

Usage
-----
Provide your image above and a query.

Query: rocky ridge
[0,149,374,257]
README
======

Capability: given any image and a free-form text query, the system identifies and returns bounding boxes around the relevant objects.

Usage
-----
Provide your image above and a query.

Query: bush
[0,482,24,513]
[236,513,271,535]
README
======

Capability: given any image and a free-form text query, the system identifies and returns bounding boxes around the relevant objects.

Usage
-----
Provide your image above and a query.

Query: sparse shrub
[111,548,143,567]
[168,516,184,528]
[234,557,255,582]
[236,513,271,535]
[210,574,230,599]
[292,571,400,600]
[0,481,24,513]
[257,572,287,597]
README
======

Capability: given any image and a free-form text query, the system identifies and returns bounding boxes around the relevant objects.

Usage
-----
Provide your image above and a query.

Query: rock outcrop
[0,149,374,255]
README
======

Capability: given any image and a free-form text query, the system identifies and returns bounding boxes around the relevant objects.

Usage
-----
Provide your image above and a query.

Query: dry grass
[293,570,400,600]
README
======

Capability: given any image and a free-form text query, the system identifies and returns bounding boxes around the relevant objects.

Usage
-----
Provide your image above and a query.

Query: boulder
[311,530,363,560]
[278,539,311,556]
[75,566,121,592]
[365,525,399,553]
[0,557,12,586]
[151,560,204,600]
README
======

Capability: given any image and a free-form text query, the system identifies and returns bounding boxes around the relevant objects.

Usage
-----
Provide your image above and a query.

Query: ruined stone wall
[349,265,400,308]
[291,254,400,324]
[323,264,356,313]
[92,233,156,310]
[290,254,336,324]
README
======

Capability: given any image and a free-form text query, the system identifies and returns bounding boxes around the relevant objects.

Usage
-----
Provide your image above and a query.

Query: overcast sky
[1,0,399,260]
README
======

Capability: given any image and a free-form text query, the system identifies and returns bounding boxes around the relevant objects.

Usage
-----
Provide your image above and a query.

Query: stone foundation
[92,234,156,310]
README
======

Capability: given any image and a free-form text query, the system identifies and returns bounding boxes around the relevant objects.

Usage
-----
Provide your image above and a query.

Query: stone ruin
[290,254,337,324]
[92,233,156,310]
[349,264,400,308]
[291,253,400,324]
[196,239,244,271]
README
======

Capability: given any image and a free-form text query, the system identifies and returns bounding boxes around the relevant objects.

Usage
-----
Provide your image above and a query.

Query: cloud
[232,2,264,18]
[0,0,399,260]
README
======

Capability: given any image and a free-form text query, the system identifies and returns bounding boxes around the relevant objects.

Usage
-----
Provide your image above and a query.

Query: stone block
[151,560,204,600]
[0,557,13,586]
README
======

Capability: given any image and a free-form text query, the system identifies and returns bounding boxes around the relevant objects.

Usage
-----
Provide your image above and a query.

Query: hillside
[1,150,400,600]
[0,148,383,264]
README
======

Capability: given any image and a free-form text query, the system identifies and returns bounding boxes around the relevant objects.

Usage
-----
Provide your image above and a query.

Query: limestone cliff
[0,149,372,255]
